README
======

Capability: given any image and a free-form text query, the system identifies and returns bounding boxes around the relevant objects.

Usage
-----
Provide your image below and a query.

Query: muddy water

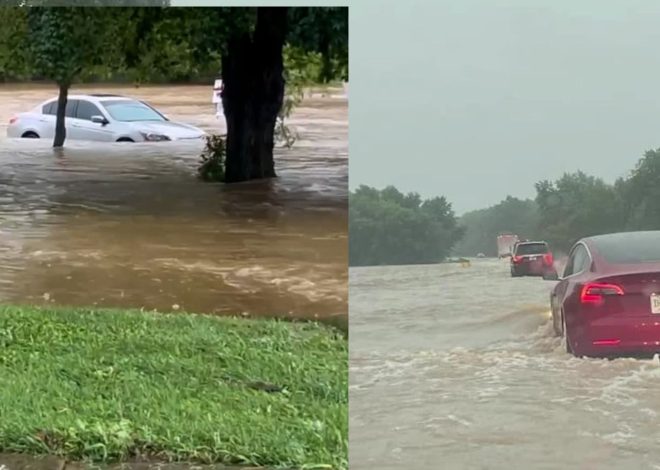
[350,259,660,469]
[0,84,347,327]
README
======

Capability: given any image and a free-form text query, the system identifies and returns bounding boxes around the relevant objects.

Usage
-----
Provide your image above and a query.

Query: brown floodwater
[350,259,660,469]
[0,83,347,328]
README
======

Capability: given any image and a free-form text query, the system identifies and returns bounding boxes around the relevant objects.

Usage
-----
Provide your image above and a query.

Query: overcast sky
[349,0,660,214]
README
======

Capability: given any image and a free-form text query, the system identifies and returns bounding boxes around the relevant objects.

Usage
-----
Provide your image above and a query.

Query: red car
[510,241,556,277]
[550,231,660,358]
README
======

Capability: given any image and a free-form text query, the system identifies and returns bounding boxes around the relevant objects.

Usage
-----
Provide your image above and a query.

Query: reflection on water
[0,84,347,328]
[350,259,660,469]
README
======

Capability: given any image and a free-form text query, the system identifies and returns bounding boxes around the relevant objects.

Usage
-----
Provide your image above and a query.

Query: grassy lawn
[0,306,347,469]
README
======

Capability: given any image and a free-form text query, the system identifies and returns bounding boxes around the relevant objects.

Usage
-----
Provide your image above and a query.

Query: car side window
[76,100,102,121]
[46,101,77,117]
[65,100,78,118]
[564,245,589,277]
[563,251,575,277]
[42,102,56,115]
[575,246,590,273]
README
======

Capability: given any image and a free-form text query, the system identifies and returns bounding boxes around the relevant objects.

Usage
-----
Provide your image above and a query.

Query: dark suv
[510,241,556,277]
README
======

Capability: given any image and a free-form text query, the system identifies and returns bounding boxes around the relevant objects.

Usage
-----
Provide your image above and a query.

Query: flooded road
[0,84,347,327]
[350,259,660,469]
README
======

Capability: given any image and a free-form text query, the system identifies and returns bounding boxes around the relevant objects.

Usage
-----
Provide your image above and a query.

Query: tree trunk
[53,82,69,148]
[222,7,287,183]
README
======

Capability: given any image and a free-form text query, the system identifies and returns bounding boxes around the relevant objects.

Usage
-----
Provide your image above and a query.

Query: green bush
[197,134,226,182]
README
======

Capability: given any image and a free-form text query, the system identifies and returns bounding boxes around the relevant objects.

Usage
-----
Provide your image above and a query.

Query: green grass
[0,306,347,469]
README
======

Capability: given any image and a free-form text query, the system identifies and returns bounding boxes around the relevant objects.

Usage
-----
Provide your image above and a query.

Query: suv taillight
[580,283,624,305]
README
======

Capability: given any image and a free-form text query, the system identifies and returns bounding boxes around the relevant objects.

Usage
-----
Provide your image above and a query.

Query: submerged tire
[562,311,574,355]
[551,305,561,337]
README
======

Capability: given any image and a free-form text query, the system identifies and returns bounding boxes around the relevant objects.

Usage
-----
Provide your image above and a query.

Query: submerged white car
[7,93,206,142]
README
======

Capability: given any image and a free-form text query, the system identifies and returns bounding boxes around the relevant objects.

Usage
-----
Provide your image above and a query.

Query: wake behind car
[510,240,556,277]
[549,231,660,358]
[7,94,206,143]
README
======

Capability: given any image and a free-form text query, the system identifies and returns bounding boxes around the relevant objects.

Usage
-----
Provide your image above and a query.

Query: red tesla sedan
[550,231,660,358]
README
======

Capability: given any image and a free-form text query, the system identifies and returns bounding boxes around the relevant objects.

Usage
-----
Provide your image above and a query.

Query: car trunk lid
[589,270,660,317]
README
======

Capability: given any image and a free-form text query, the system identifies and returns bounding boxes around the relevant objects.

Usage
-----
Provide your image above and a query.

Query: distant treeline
[349,185,464,267]
[455,148,660,256]
[0,6,348,84]
[351,148,660,266]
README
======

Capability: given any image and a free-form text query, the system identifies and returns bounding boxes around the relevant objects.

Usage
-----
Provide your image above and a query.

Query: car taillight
[543,253,553,265]
[580,282,624,305]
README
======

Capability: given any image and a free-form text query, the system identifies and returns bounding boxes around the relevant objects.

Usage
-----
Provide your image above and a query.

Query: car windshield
[515,243,548,255]
[101,100,166,122]
[593,232,660,264]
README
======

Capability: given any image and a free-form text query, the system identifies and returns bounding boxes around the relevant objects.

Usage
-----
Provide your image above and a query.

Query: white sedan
[7,93,207,142]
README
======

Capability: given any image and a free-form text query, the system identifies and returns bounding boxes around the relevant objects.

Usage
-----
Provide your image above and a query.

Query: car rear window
[515,243,548,255]
[593,232,660,264]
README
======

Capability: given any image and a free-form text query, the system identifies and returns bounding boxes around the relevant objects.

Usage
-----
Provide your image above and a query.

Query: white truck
[497,234,519,258]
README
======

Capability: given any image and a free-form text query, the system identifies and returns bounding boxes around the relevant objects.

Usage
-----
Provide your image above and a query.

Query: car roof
[581,231,660,270]
[72,94,132,100]
[584,231,660,246]
[41,94,132,103]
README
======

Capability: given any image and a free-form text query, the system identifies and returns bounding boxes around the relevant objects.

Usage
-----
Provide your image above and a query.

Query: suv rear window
[515,243,548,255]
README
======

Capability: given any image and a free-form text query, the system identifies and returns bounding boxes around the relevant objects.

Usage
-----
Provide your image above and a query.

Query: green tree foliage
[353,149,660,261]
[26,7,121,146]
[456,172,625,256]
[349,185,464,267]
[26,7,120,85]
[454,150,660,257]
[0,6,347,84]
[617,148,660,230]
[0,8,29,78]
[534,171,624,252]
[453,196,539,257]
[2,0,169,6]
[115,8,255,84]
[288,7,348,82]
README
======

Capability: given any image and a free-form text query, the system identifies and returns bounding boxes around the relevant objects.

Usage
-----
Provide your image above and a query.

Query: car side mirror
[91,115,108,125]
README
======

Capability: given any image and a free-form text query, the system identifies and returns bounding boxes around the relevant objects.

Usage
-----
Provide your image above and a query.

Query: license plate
[651,294,660,314]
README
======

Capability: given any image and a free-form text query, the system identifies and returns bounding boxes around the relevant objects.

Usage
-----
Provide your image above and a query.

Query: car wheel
[561,310,575,355]
[551,301,561,337]
[21,131,39,138]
